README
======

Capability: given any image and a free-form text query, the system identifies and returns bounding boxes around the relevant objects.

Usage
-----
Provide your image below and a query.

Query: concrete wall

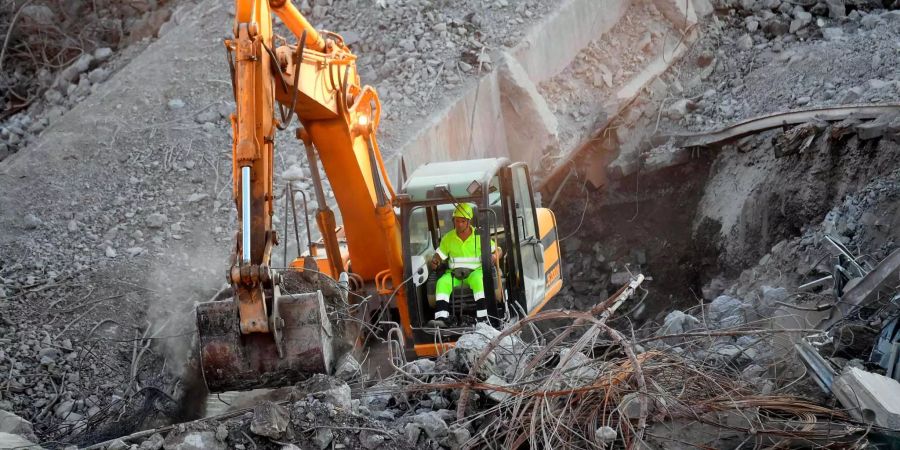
[391,0,707,179]
[393,0,634,171]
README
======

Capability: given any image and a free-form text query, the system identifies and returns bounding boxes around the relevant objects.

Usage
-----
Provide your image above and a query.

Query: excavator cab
[397,158,564,357]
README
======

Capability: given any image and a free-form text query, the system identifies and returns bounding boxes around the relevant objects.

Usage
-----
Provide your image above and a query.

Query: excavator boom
[196,0,407,392]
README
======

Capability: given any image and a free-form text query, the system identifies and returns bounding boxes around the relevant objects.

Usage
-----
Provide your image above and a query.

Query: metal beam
[665,103,900,148]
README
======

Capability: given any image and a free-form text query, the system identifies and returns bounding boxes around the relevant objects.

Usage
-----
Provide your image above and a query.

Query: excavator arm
[196,0,408,392]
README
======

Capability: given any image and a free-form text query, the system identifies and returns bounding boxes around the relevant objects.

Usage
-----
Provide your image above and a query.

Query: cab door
[505,163,546,313]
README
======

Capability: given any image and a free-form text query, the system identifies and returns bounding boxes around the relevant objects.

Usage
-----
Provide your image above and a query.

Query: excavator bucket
[196,290,334,392]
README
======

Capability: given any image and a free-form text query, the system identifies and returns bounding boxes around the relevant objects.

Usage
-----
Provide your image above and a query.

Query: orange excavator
[196,0,564,392]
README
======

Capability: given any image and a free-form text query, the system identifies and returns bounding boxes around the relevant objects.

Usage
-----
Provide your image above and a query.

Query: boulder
[0,410,36,442]
[163,431,224,450]
[250,401,289,439]
[302,375,351,410]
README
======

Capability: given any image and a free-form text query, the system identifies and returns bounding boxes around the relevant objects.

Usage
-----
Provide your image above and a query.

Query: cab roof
[400,158,508,203]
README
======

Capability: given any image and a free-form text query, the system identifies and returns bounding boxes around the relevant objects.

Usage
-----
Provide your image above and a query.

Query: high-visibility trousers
[434,268,486,319]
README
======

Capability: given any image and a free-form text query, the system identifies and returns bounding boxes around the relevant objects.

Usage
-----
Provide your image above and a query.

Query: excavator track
[197,290,334,392]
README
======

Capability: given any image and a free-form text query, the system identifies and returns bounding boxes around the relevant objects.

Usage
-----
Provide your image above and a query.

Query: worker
[428,203,500,327]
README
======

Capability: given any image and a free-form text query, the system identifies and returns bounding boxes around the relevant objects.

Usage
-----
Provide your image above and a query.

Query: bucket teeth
[196,291,334,392]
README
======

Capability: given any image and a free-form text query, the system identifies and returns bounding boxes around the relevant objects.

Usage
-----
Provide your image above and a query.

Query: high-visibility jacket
[436,227,496,270]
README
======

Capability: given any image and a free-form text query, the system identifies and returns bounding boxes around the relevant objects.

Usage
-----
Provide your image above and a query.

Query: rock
[358,431,385,449]
[795,96,811,106]
[666,99,698,119]
[250,401,289,439]
[736,34,754,50]
[405,358,435,376]
[855,118,890,140]
[303,375,352,410]
[484,374,511,402]
[314,428,333,449]
[824,0,845,18]
[23,214,41,229]
[696,50,715,68]
[194,110,220,124]
[38,347,61,364]
[0,410,37,442]
[163,431,224,450]
[214,424,228,442]
[146,213,167,229]
[187,193,208,203]
[596,425,617,443]
[94,47,113,62]
[44,89,63,104]
[841,86,864,103]
[707,295,747,328]
[88,67,110,84]
[0,432,38,449]
[67,220,79,232]
[404,423,422,444]
[21,4,54,24]
[107,438,129,450]
[609,271,634,286]
[822,27,843,41]
[657,310,701,342]
[105,247,117,258]
[282,165,306,181]
[61,54,93,82]
[789,16,810,33]
[167,98,185,110]
[411,411,449,440]
[140,433,165,450]
[759,286,786,309]
[334,353,361,381]
[54,400,75,419]
[127,247,144,257]
[618,392,654,420]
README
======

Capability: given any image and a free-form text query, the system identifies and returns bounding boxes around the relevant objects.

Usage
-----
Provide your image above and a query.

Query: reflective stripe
[436,248,448,259]
[435,310,449,319]
[473,290,485,300]
[476,309,488,318]
[451,257,480,263]
[436,294,450,302]
[449,262,480,269]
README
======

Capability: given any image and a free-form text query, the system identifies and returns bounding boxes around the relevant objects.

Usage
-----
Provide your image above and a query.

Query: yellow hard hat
[452,203,474,220]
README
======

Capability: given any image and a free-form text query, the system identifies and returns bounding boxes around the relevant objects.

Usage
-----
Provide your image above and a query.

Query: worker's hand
[492,247,502,264]
[430,253,442,269]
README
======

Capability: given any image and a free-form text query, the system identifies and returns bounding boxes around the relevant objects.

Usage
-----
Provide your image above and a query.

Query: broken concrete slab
[498,52,560,169]
[0,410,37,443]
[0,432,41,449]
[833,367,900,429]
[250,401,289,439]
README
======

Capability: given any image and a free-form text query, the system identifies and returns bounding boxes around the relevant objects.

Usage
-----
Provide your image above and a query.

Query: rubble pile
[0,0,190,161]
[659,2,900,131]
[293,0,558,149]
[61,303,872,450]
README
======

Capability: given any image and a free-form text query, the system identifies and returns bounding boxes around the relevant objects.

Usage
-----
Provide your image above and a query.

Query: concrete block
[833,367,900,429]
[497,52,560,169]
[854,116,894,140]
[642,145,692,172]
[513,0,630,83]
[399,73,508,168]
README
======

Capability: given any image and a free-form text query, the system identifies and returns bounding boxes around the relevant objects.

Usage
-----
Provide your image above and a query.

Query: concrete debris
[162,431,224,450]
[833,367,900,429]
[250,401,289,439]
